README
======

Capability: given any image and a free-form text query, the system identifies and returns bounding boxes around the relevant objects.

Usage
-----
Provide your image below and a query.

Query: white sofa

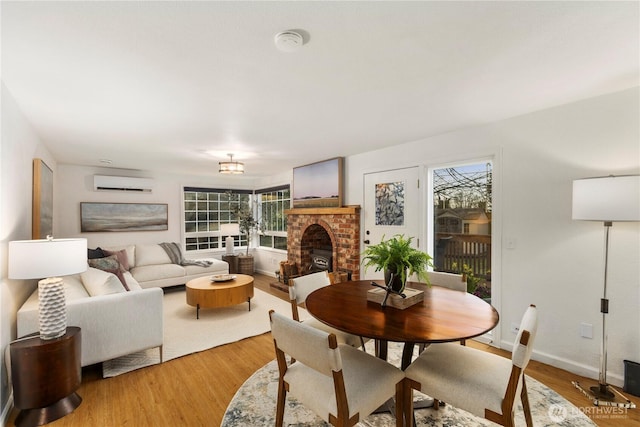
[17,243,229,367]
[105,244,229,288]
[17,268,164,367]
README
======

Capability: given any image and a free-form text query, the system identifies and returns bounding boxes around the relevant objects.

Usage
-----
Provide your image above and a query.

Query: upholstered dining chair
[269,310,405,427]
[418,271,468,352]
[404,304,538,427]
[288,271,368,350]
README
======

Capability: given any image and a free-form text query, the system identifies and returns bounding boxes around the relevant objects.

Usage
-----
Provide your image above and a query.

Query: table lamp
[572,175,640,407]
[9,236,87,340]
[220,223,240,255]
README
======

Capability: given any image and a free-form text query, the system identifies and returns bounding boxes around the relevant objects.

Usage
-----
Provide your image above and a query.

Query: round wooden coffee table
[186,274,254,319]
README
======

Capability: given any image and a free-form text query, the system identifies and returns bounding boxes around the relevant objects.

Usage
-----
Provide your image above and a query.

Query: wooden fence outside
[435,233,491,280]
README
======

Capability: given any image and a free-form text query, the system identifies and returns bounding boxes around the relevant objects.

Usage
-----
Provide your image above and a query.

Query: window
[256,185,290,251]
[183,187,252,252]
[431,162,492,302]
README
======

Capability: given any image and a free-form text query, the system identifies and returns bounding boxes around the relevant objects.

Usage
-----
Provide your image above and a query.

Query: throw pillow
[103,248,131,272]
[87,247,106,259]
[81,267,127,296]
[87,255,130,291]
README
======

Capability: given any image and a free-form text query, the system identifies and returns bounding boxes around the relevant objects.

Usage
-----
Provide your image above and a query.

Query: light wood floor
[7,274,639,426]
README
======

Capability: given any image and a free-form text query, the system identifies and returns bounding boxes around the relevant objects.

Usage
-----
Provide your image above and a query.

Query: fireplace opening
[309,247,333,273]
[300,224,333,273]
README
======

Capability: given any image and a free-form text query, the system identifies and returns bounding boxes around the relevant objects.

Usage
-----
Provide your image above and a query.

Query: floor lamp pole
[592,221,615,400]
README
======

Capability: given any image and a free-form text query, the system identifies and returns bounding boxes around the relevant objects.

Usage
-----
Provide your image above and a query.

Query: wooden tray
[367,287,424,310]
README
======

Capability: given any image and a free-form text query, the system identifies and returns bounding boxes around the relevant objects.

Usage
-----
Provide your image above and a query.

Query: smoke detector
[274,30,304,52]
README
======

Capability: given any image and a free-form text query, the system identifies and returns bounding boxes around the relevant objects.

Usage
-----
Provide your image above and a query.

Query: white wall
[0,84,58,419]
[346,87,639,385]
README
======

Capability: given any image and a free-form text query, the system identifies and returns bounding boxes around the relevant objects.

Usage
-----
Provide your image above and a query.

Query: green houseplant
[233,203,259,256]
[361,234,433,293]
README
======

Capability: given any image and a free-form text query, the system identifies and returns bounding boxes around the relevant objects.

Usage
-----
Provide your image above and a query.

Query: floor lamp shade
[9,238,88,339]
[220,223,240,255]
[571,175,639,405]
[572,175,640,222]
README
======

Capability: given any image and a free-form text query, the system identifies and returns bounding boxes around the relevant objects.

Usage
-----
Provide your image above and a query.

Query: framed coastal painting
[81,203,168,232]
[292,157,343,208]
[32,159,53,239]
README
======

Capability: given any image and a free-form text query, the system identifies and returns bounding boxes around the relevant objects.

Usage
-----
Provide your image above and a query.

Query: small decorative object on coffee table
[186,274,254,319]
[10,327,82,427]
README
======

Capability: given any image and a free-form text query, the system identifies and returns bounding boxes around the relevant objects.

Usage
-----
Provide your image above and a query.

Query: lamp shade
[220,223,240,236]
[9,238,88,279]
[572,175,640,222]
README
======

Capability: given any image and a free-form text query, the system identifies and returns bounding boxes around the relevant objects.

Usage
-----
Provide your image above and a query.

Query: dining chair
[288,271,367,350]
[418,271,468,352]
[426,271,466,292]
[269,310,405,427]
[404,304,538,427]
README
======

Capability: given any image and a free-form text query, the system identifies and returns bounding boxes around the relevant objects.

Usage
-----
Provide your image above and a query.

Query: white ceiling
[2,1,638,179]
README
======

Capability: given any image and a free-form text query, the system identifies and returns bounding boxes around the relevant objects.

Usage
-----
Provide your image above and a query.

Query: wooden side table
[10,327,82,427]
[222,254,239,274]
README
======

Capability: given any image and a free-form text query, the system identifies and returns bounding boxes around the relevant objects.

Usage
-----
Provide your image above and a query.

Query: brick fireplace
[285,206,361,280]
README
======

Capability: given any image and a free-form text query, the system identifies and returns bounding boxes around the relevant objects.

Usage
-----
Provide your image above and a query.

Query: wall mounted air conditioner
[93,175,154,193]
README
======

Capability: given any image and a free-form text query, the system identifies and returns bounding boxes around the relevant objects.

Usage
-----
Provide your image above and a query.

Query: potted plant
[232,201,260,274]
[361,234,432,293]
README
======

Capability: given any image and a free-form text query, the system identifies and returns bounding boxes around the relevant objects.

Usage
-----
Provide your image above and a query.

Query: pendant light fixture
[219,154,244,174]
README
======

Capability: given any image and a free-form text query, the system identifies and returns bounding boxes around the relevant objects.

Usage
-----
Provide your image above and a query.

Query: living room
[1,2,639,426]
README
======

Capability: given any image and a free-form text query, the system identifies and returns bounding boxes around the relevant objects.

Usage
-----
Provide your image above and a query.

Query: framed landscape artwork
[81,203,168,232]
[293,157,344,208]
[32,159,53,239]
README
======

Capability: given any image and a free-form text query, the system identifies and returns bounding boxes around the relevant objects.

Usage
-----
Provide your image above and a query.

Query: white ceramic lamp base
[38,277,67,340]
[225,236,235,255]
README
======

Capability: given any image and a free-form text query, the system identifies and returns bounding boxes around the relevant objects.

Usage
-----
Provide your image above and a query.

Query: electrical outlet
[510,322,520,334]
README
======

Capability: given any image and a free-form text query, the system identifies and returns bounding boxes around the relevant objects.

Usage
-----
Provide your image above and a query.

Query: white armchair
[269,310,405,427]
[404,304,538,427]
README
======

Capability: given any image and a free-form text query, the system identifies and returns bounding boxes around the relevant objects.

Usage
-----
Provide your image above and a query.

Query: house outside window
[183,187,252,252]
[256,185,290,251]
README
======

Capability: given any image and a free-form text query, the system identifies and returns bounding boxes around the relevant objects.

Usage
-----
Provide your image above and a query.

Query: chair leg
[521,377,533,427]
[403,379,418,427]
[395,381,404,427]
[275,379,286,427]
[360,337,367,352]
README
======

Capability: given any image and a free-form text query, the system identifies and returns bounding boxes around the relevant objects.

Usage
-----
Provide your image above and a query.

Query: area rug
[222,342,597,427]
[102,287,308,377]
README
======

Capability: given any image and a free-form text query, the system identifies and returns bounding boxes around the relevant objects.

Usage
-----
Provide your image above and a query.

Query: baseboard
[499,339,624,388]
[254,269,276,278]
[1,393,14,427]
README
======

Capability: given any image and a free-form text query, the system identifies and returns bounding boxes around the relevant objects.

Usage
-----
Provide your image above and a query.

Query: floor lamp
[572,175,640,407]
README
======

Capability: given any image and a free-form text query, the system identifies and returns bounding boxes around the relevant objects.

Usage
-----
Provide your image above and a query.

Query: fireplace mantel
[284,206,360,215]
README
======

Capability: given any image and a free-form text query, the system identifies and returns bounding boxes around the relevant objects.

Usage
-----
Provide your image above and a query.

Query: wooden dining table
[305,280,499,370]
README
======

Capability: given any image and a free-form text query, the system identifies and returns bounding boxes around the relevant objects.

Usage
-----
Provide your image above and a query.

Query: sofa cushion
[123,272,143,291]
[184,258,229,275]
[130,264,185,282]
[87,247,106,259]
[102,245,136,268]
[87,255,130,290]
[63,274,92,301]
[103,248,131,272]
[135,244,173,266]
[81,267,127,296]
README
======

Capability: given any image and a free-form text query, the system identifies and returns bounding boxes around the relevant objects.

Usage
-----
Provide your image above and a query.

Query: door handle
[363,240,370,244]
